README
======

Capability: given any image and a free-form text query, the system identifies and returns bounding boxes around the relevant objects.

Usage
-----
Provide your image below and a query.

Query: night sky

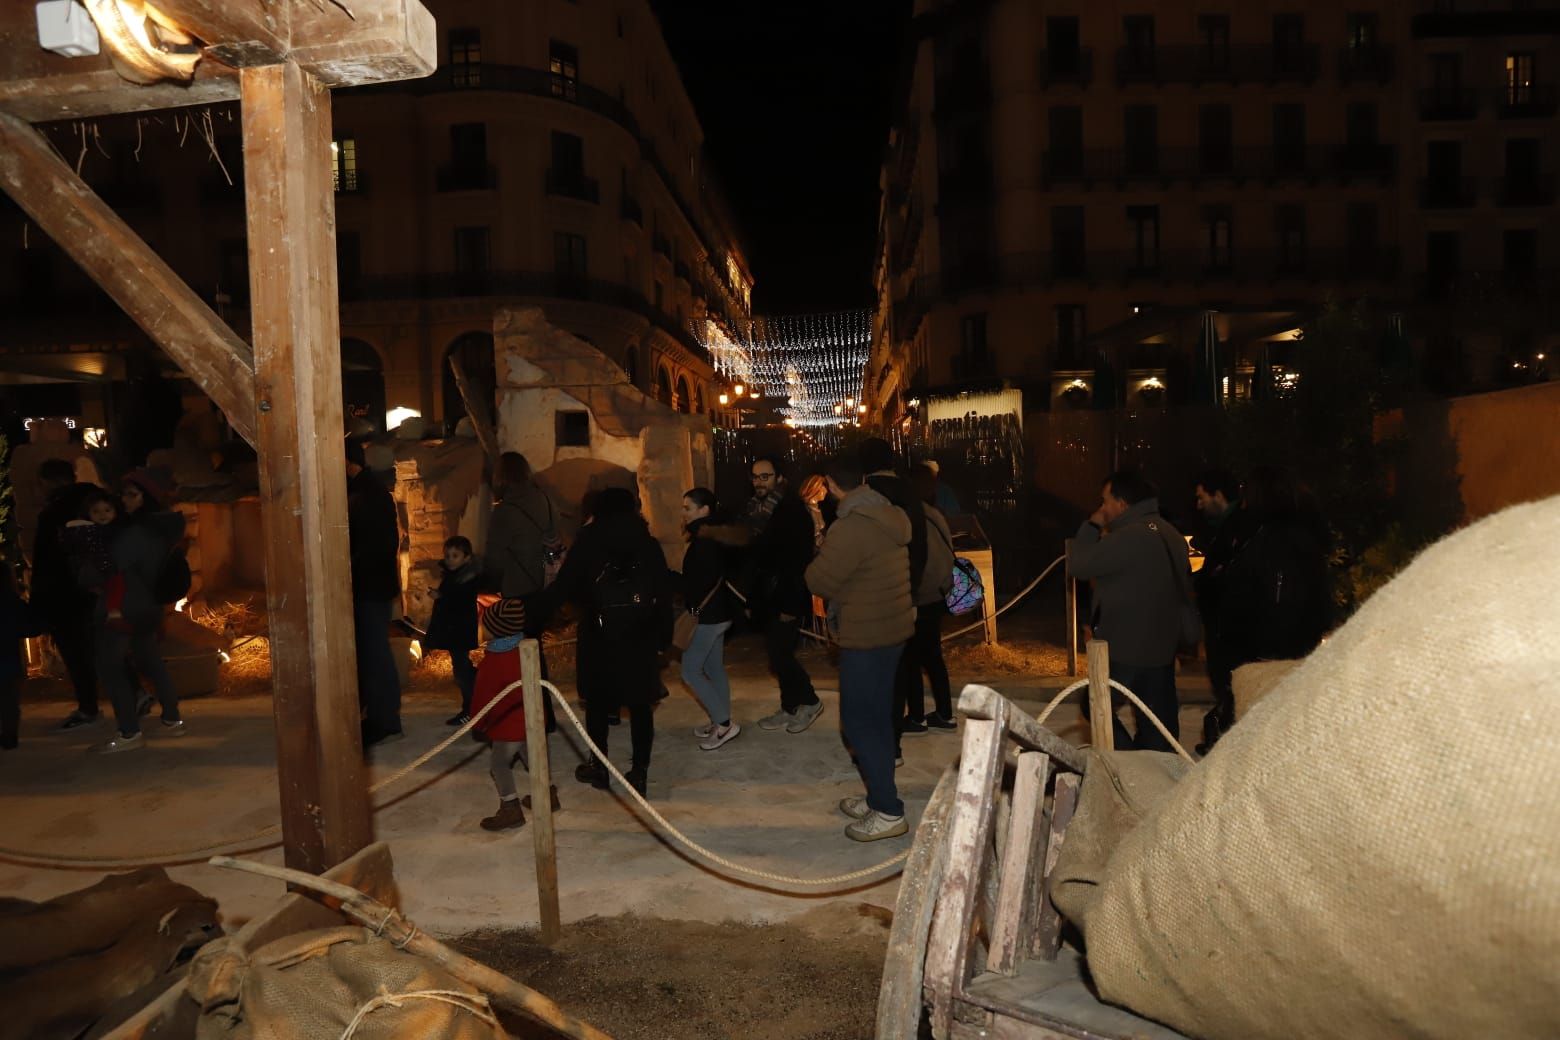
[651,1,913,316]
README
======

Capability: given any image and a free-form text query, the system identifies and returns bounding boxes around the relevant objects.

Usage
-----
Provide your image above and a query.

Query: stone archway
[675,375,691,414]
[341,337,386,433]
[656,363,673,407]
[442,331,497,431]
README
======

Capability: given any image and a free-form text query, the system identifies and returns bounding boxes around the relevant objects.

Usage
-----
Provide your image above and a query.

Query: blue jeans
[1093,662,1179,753]
[681,621,733,725]
[839,644,905,816]
[354,598,402,736]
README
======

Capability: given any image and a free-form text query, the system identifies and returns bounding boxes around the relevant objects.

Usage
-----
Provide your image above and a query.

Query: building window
[331,137,358,192]
[1127,205,1160,272]
[617,14,625,38]
[549,41,579,100]
[1346,102,1378,149]
[1055,304,1086,366]
[1048,106,1083,177]
[1275,204,1307,273]
[1203,208,1233,272]
[1052,206,1086,278]
[1272,103,1307,174]
[1426,231,1461,295]
[1198,15,1230,74]
[1124,105,1158,176]
[1427,139,1464,203]
[1046,16,1082,78]
[553,232,587,281]
[454,226,490,277]
[551,131,585,177]
[675,376,691,414]
[1504,138,1541,201]
[653,280,664,310]
[336,231,361,298]
[1503,229,1537,284]
[1507,53,1537,107]
[1346,12,1379,50]
[1122,16,1155,76]
[959,314,989,372]
[1199,104,1233,174]
[1346,201,1379,273]
[443,123,489,190]
[449,28,481,87]
[556,410,591,447]
[1272,14,1306,72]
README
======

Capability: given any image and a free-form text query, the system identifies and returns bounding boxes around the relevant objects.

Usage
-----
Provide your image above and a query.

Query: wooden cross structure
[0,0,436,874]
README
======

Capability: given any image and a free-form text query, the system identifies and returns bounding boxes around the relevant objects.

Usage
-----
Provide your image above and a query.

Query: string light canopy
[698,310,870,427]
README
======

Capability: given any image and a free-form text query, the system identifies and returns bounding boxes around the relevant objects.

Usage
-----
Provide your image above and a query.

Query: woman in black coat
[525,486,671,797]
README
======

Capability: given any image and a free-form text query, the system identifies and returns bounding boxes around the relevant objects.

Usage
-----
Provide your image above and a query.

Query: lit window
[550,41,580,101]
[1507,53,1536,106]
[449,28,481,88]
[331,137,357,192]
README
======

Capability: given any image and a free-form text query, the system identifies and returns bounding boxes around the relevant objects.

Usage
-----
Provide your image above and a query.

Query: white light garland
[698,310,870,427]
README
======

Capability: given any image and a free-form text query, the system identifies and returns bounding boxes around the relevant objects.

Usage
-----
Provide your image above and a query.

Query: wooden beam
[958,684,1090,776]
[521,640,561,945]
[0,111,257,443]
[1087,640,1115,753]
[242,61,371,873]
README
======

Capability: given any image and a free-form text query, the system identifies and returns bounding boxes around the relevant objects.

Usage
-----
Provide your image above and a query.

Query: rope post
[520,639,561,944]
[1064,540,1078,677]
[1086,639,1114,753]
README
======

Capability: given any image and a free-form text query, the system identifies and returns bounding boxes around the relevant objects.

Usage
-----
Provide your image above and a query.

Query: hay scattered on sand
[943,638,1070,678]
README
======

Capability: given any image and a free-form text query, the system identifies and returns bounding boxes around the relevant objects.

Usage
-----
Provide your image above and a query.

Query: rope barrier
[1033,678,1196,765]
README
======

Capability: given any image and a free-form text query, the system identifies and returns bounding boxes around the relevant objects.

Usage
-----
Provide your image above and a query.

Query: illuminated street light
[719,393,730,406]
[857,404,867,414]
[734,383,745,397]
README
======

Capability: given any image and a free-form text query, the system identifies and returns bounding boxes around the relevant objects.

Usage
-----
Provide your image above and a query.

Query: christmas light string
[698,310,870,427]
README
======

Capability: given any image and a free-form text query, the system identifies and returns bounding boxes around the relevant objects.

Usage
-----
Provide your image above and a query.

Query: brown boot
[522,785,562,813]
[480,799,527,831]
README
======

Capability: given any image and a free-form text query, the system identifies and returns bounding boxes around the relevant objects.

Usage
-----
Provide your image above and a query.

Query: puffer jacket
[805,485,914,650]
[917,505,956,607]
[1068,497,1191,667]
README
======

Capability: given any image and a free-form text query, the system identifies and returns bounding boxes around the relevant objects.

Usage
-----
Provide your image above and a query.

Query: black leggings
[896,603,953,723]
[586,700,654,772]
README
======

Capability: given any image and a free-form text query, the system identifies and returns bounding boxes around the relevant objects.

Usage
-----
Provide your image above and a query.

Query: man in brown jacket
[806,457,915,841]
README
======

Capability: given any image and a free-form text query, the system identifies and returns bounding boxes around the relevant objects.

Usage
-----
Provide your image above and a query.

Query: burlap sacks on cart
[188,926,508,1040]
[1230,659,1300,721]
[1074,497,1560,1040]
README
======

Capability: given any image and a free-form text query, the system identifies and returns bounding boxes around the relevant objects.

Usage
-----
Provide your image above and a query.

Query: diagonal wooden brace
[0,111,258,445]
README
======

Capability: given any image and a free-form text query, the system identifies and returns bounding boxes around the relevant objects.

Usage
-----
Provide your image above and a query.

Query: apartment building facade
[869,0,1560,426]
[1,0,753,438]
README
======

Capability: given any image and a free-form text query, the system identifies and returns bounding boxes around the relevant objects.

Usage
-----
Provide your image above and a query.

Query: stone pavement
[0,634,1210,937]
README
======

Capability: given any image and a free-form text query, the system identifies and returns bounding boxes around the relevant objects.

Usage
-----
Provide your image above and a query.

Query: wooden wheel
[875,764,959,1040]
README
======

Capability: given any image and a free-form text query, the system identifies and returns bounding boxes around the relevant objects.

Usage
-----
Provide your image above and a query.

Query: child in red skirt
[472,597,560,831]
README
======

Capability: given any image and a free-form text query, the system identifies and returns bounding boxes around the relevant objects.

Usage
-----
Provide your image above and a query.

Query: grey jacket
[1069,498,1191,667]
[487,483,557,598]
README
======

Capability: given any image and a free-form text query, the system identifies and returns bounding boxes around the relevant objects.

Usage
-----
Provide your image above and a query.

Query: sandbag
[1075,497,1560,1040]
[1230,659,1300,721]
[189,925,508,1040]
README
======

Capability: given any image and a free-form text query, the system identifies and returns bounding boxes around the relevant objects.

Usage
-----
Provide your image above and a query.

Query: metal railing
[436,163,496,192]
[1037,48,1094,87]
[1114,43,1321,85]
[1338,45,1395,84]
[544,169,599,203]
[1418,176,1479,208]
[1495,83,1559,117]
[1418,86,1480,120]
[1041,145,1395,185]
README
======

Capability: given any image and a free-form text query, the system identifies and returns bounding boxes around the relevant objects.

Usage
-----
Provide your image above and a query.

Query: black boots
[574,760,609,790]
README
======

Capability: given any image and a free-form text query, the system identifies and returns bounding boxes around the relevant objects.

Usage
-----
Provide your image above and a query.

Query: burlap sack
[1230,659,1300,721]
[189,926,508,1040]
[1076,497,1560,1040]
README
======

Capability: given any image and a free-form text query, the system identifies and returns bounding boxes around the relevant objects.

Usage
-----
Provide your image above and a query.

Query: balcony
[545,168,600,203]
[437,163,496,192]
[1037,48,1093,87]
[1413,1,1560,38]
[1114,44,1321,85]
[620,193,643,225]
[1043,146,1387,186]
[1338,45,1395,84]
[1419,176,1478,208]
[1334,143,1397,180]
[1416,268,1557,303]
[1498,174,1556,206]
[652,232,671,257]
[1496,84,1559,118]
[1418,86,1480,120]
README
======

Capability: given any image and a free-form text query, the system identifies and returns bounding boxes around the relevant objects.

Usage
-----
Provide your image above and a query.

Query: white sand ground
[0,636,1208,937]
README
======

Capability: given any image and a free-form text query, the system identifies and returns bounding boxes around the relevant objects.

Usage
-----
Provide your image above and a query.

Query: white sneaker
[90,732,145,754]
[838,795,871,820]
[693,722,718,739]
[757,709,795,731]
[699,721,741,751]
[786,701,824,734]
[846,810,908,842]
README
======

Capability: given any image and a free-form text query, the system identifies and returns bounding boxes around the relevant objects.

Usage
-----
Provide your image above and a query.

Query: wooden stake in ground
[521,639,562,944]
[241,61,372,872]
[1087,639,1115,753]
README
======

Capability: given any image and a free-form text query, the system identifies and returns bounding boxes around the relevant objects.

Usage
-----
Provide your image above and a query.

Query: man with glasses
[716,456,822,732]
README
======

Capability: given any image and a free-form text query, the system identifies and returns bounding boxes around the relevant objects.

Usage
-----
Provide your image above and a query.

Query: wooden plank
[1033,773,1081,960]
[289,0,438,87]
[924,707,1009,1040]
[964,951,1193,1040]
[0,111,256,443]
[875,764,958,1040]
[958,685,1089,776]
[1086,641,1114,753]
[521,639,561,945]
[988,752,1053,976]
[242,61,370,873]
[1064,541,1078,677]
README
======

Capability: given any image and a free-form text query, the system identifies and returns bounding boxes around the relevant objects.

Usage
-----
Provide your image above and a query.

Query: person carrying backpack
[524,486,670,798]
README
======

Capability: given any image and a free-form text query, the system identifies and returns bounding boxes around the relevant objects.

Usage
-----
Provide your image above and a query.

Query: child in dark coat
[1,566,44,749]
[425,536,481,725]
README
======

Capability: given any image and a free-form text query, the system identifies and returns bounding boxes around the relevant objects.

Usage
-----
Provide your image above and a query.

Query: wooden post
[1087,639,1114,753]
[241,62,372,873]
[521,639,561,944]
[1064,540,1078,676]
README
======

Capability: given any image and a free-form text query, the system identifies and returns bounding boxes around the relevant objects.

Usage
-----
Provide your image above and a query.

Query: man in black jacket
[347,440,404,747]
[32,459,101,728]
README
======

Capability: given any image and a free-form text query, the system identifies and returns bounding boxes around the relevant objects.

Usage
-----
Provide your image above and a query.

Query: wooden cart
[876,680,1189,1040]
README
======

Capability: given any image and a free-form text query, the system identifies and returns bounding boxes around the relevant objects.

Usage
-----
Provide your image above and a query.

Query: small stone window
[556,410,590,447]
